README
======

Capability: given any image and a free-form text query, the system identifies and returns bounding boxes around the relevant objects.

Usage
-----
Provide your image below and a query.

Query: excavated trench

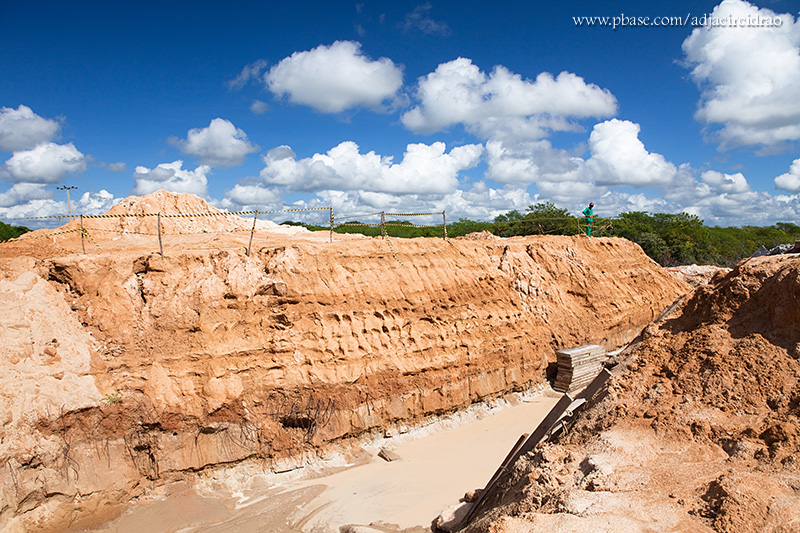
[88,389,564,533]
[0,226,688,532]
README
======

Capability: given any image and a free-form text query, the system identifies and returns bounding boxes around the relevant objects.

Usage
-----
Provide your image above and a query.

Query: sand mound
[468,254,800,533]
[102,190,313,235]
[459,231,499,240]
[18,190,310,243]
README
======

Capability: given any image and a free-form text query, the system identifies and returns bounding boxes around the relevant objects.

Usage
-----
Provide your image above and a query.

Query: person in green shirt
[582,202,594,237]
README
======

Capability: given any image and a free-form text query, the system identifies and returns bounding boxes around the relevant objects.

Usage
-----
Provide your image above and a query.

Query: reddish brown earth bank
[0,192,688,531]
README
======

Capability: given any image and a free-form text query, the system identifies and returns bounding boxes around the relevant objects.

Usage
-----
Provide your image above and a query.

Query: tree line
[302,202,800,267]
[0,221,29,242]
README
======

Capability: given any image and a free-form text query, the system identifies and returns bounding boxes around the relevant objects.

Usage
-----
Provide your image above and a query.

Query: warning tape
[336,222,377,228]
[386,223,442,228]
[9,228,82,241]
[332,212,382,221]
[5,207,332,221]
[84,226,252,237]
[383,211,444,218]
[83,227,160,236]
[334,221,444,230]
[81,228,102,250]
[379,218,404,266]
[3,215,73,220]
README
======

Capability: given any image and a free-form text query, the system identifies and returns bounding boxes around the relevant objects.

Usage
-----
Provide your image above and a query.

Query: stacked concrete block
[553,344,607,393]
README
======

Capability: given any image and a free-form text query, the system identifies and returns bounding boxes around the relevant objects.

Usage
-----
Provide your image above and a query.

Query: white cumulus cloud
[265,41,404,113]
[0,182,53,207]
[700,170,750,193]
[174,118,259,167]
[401,58,617,138]
[75,189,116,215]
[258,141,483,194]
[3,142,86,183]
[132,160,210,196]
[587,119,677,187]
[485,139,579,185]
[0,187,115,223]
[0,105,61,152]
[682,0,800,149]
[254,181,534,225]
[484,119,676,196]
[775,158,800,192]
[225,181,284,210]
[657,165,793,225]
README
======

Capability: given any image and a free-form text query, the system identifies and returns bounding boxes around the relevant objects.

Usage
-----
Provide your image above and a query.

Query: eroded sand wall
[0,234,688,531]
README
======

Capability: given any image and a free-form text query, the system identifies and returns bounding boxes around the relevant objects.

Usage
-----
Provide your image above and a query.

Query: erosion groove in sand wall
[0,233,688,531]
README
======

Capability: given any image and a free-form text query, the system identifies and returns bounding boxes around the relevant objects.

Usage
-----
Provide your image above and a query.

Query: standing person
[582,202,594,237]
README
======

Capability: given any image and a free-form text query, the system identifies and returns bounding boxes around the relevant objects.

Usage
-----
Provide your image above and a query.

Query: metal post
[442,210,447,240]
[329,207,334,243]
[80,215,86,254]
[380,211,386,238]
[247,210,258,257]
[157,212,164,257]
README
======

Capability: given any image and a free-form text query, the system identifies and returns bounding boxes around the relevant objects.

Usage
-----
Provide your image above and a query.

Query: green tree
[447,218,494,237]
[493,203,580,237]
[0,221,30,242]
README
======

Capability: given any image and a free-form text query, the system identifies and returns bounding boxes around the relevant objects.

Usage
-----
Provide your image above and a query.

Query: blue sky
[1,0,799,228]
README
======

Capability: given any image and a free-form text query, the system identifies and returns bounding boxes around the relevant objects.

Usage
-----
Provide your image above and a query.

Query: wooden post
[80,215,86,254]
[462,432,529,527]
[442,210,447,240]
[247,210,258,257]
[329,207,334,243]
[380,211,386,238]
[462,367,613,530]
[157,212,164,257]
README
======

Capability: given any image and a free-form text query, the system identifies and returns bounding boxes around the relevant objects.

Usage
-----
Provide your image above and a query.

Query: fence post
[247,210,258,257]
[157,212,164,257]
[80,215,86,254]
[442,210,447,240]
[329,207,334,243]
[380,211,386,238]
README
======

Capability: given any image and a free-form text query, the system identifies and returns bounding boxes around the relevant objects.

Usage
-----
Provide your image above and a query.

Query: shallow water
[91,390,561,533]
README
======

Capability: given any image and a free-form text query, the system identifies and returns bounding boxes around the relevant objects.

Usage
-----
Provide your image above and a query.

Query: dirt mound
[8,191,308,256]
[97,190,308,235]
[459,231,499,240]
[468,255,800,533]
[0,192,689,532]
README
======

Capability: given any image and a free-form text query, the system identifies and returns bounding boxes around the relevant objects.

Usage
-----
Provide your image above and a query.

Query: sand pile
[466,254,800,533]
[10,190,309,253]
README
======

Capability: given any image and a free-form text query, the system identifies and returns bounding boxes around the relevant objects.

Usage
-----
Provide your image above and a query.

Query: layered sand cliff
[0,191,688,531]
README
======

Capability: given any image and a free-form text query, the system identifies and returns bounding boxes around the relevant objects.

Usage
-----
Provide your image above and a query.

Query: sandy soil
[466,254,800,533]
[88,391,561,533]
[0,191,689,532]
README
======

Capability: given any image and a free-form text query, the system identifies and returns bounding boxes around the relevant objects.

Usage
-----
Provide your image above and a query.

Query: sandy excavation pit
[93,390,561,532]
[3,190,796,532]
